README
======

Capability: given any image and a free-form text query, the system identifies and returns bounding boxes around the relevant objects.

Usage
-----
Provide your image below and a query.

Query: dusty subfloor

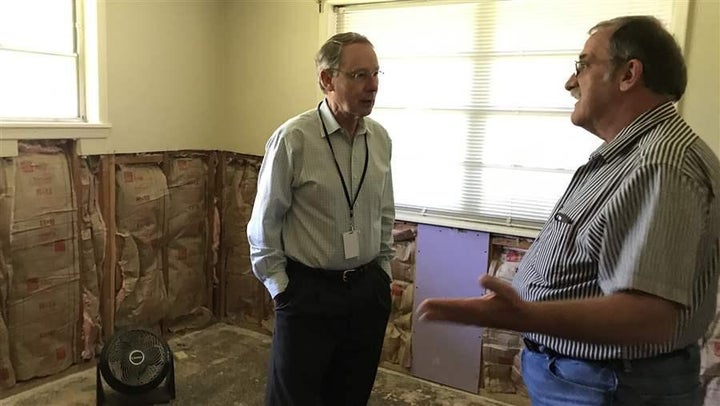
[0,323,530,406]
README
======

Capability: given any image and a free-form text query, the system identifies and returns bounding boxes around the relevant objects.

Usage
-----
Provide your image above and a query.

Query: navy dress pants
[265,259,391,406]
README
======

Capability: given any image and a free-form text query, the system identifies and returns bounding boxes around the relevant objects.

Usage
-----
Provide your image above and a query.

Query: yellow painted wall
[219,1,320,155]
[683,0,720,153]
[83,0,224,154]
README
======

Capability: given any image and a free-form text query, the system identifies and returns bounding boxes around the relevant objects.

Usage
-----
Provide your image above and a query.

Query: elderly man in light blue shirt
[247,32,394,406]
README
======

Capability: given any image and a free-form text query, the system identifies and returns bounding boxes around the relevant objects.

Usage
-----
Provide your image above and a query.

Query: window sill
[396,209,541,239]
[0,122,111,157]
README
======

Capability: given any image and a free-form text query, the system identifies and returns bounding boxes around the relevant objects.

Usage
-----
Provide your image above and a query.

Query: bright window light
[336,0,683,227]
[0,0,79,120]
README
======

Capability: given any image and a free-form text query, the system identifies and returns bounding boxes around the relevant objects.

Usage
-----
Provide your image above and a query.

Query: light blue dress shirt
[247,99,395,298]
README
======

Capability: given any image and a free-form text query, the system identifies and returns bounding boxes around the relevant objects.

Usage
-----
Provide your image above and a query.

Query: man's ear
[619,59,643,92]
[320,70,335,92]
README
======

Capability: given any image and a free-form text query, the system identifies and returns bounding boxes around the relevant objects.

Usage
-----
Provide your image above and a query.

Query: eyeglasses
[331,69,384,82]
[574,58,625,76]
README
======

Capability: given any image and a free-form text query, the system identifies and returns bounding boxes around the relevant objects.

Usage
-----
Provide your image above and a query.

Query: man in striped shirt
[418,16,720,405]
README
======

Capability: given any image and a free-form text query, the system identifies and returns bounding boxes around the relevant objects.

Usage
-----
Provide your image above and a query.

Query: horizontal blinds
[336,0,682,227]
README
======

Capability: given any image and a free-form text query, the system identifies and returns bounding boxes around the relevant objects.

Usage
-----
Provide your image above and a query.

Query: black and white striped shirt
[513,102,720,360]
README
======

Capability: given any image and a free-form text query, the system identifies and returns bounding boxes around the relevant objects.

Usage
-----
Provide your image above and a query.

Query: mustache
[570,89,581,100]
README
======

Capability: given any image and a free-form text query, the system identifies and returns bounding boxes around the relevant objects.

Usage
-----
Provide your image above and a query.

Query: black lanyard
[317,102,369,226]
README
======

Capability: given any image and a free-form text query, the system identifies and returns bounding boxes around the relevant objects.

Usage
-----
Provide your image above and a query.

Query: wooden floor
[1,323,530,406]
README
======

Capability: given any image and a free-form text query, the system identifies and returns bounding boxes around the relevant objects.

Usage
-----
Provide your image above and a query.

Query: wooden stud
[205,152,218,315]
[160,152,171,334]
[215,152,228,319]
[68,141,84,364]
[98,154,117,339]
[490,236,533,250]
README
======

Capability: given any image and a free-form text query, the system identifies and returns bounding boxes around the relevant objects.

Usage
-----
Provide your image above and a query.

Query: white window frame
[0,0,110,157]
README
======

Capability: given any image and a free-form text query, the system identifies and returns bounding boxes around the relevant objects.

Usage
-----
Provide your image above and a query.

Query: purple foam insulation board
[411,224,489,393]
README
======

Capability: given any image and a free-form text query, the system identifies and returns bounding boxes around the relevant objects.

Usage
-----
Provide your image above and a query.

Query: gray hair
[315,32,374,92]
[591,16,687,101]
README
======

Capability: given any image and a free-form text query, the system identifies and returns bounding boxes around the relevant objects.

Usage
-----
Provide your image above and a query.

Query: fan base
[97,390,174,406]
[96,360,176,406]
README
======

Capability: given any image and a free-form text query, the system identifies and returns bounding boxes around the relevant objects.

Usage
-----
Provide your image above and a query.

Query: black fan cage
[99,328,172,395]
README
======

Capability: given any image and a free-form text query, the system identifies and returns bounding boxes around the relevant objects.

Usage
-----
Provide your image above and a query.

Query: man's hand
[416,275,525,327]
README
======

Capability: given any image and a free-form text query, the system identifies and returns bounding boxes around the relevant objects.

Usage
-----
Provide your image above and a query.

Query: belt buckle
[342,269,356,283]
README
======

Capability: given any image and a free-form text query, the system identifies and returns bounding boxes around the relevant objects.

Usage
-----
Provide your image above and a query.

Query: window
[0,0,80,121]
[335,0,687,228]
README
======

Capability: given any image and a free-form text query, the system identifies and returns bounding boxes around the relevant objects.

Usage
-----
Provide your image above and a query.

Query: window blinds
[335,0,685,228]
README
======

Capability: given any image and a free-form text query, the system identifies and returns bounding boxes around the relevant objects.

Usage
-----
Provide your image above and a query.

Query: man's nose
[565,73,577,91]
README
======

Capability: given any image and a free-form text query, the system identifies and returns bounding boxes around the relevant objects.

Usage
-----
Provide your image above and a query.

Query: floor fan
[96,328,176,405]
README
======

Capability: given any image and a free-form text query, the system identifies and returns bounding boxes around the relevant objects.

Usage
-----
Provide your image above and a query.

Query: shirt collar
[590,101,678,162]
[318,99,368,138]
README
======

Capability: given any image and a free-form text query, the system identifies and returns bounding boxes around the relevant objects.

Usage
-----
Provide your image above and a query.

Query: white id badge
[342,230,360,259]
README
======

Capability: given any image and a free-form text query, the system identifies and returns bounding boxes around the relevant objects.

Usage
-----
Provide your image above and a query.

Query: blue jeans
[521,345,704,405]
